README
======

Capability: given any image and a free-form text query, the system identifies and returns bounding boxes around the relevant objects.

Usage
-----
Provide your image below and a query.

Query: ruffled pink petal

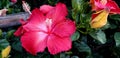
[93,0,106,11]
[23,22,47,32]
[40,5,54,14]
[105,1,120,14]
[52,19,76,37]
[14,19,27,36]
[110,9,120,14]
[95,0,105,8]
[106,1,119,10]
[14,26,24,36]
[94,0,120,13]
[21,32,48,55]
[23,8,47,32]
[46,3,68,25]
[47,34,72,55]
[28,8,45,25]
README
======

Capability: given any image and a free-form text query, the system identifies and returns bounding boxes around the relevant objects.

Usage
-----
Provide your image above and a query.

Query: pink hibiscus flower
[90,0,120,14]
[90,0,120,28]
[14,3,76,55]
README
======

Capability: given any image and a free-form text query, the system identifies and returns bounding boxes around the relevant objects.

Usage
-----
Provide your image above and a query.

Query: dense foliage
[1,0,120,58]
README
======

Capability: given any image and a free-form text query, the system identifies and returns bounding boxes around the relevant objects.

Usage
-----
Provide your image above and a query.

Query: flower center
[45,18,52,34]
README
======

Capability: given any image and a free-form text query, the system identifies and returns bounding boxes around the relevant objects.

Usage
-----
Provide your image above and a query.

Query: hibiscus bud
[11,0,17,3]
[90,9,109,28]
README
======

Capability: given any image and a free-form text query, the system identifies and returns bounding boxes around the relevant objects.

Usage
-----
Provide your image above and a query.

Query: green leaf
[72,12,80,23]
[101,22,110,30]
[110,14,120,21]
[109,23,117,29]
[34,52,51,58]
[12,41,22,52]
[74,41,91,57]
[65,51,72,55]
[0,39,9,50]
[27,55,36,58]
[0,29,2,39]
[114,32,120,47]
[6,30,15,39]
[71,56,79,58]
[71,0,86,23]
[59,53,70,58]
[60,53,65,58]
[114,47,120,56]
[89,30,106,44]
[71,31,80,41]
[48,0,59,5]
[72,0,85,13]
[76,42,91,54]
[0,55,1,58]
[54,54,60,58]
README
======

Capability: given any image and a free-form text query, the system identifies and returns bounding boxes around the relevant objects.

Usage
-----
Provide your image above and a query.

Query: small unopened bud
[22,1,31,14]
[0,8,8,16]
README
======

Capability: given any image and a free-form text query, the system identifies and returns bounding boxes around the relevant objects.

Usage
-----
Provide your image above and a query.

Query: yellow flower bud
[90,9,109,28]
[1,46,11,58]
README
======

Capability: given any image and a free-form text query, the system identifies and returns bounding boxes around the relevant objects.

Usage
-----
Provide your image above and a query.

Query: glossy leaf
[59,53,70,58]
[72,0,81,12]
[101,22,110,30]
[72,0,86,13]
[72,12,80,23]
[110,14,120,21]
[74,41,91,57]
[71,56,79,58]
[6,30,15,39]
[114,32,120,47]
[12,41,22,52]
[89,30,106,44]
[71,31,80,41]
[0,29,2,39]
[114,47,120,56]
[0,39,9,50]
